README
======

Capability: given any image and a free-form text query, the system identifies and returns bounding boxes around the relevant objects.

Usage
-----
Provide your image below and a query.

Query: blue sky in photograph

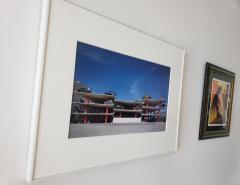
[74,41,171,101]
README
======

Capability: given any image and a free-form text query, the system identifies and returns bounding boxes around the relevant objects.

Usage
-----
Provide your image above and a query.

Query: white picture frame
[26,0,185,182]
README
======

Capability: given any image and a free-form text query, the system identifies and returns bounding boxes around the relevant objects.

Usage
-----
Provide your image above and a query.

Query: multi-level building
[70,81,167,124]
[142,96,166,122]
[113,100,142,123]
[71,91,115,124]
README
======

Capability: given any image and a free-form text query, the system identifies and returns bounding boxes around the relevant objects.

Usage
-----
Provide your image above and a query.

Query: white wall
[1,0,240,185]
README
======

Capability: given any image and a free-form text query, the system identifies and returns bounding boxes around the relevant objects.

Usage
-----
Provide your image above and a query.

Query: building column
[105,107,109,124]
[84,106,87,124]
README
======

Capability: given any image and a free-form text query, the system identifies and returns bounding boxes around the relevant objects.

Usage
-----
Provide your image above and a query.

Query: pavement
[69,122,166,138]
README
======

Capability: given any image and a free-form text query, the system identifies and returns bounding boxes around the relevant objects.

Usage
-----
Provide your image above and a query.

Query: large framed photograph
[26,0,185,182]
[69,41,170,138]
[199,63,235,140]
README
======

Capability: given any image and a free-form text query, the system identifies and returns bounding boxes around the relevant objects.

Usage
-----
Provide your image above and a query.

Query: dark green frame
[199,63,235,140]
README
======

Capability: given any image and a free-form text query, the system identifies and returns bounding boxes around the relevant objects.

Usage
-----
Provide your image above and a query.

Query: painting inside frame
[69,41,171,138]
[208,78,231,127]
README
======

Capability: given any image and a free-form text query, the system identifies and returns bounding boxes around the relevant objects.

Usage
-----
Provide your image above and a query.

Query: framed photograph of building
[69,41,170,138]
[26,0,185,182]
[199,63,235,140]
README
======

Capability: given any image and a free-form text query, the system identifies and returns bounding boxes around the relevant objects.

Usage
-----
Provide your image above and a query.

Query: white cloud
[130,67,156,98]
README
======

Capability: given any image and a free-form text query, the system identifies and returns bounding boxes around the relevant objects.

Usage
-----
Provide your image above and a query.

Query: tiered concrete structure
[71,92,114,124]
[70,81,166,124]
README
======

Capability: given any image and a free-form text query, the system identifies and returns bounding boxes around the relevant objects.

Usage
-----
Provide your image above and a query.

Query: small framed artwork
[199,63,235,140]
[26,0,185,182]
